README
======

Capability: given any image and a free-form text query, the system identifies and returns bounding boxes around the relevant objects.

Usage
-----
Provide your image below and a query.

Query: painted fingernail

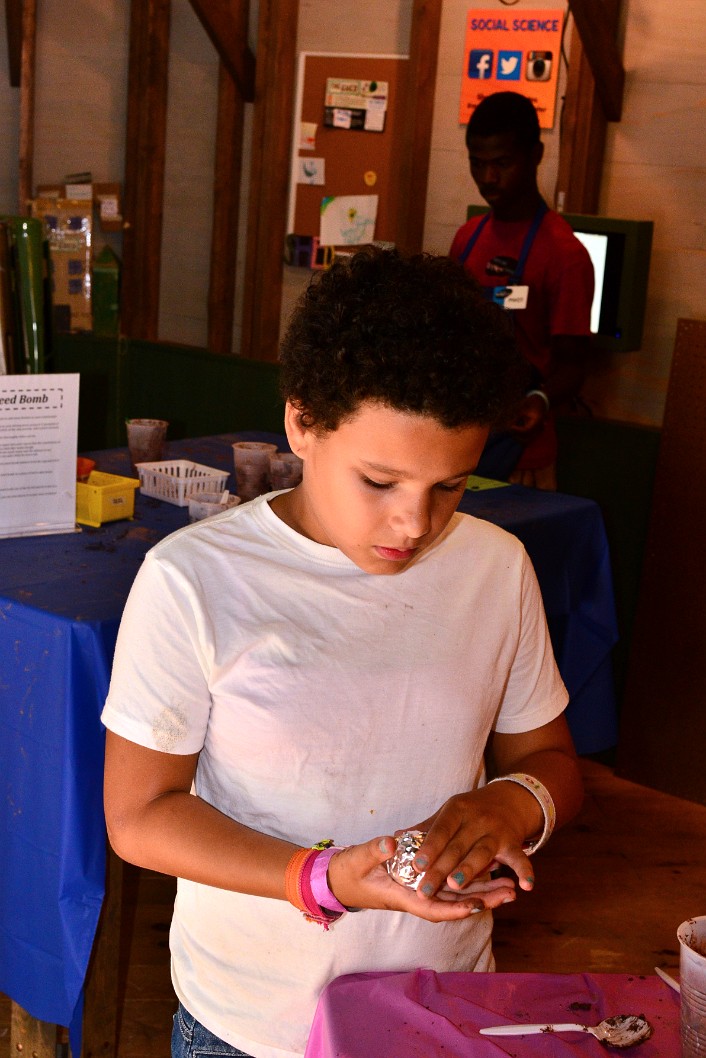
[421,882,434,896]
[379,838,390,853]
[453,871,465,886]
[525,875,535,887]
[414,854,429,870]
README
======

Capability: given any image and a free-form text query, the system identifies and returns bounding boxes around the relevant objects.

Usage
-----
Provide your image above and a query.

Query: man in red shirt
[450,91,594,489]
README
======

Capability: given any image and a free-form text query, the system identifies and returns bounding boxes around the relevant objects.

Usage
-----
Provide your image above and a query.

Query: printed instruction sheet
[0,373,79,538]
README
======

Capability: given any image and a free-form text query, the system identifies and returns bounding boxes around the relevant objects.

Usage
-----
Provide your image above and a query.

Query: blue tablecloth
[0,431,618,1049]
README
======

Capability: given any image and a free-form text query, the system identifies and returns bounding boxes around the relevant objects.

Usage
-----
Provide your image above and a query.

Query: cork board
[288,53,409,245]
[616,318,706,805]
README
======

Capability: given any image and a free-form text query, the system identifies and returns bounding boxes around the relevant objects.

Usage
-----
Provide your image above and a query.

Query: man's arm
[511,334,592,442]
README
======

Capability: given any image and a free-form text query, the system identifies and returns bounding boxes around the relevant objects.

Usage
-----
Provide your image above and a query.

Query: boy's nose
[392,498,432,541]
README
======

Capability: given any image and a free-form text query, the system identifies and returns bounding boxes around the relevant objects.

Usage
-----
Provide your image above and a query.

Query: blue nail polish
[422,882,433,896]
[414,855,429,870]
[453,871,465,886]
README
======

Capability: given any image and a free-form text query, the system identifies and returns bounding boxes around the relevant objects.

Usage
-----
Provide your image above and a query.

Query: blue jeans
[172,1003,255,1058]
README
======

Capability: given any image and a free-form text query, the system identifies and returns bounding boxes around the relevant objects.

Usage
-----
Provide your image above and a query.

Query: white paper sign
[320,195,379,246]
[0,373,80,538]
[299,121,317,150]
[332,108,352,129]
[296,157,325,185]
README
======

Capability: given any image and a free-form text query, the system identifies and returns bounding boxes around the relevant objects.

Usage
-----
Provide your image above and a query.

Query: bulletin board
[287,53,409,246]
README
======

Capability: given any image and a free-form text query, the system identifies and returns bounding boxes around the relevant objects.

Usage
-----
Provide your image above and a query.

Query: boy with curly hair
[102,248,583,1058]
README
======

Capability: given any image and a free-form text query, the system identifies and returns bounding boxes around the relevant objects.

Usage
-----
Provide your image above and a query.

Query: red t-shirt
[450,210,594,469]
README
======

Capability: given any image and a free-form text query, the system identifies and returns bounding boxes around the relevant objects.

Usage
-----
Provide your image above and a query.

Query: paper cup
[269,451,303,491]
[678,916,706,1058]
[126,418,169,470]
[188,491,241,523]
[232,442,277,501]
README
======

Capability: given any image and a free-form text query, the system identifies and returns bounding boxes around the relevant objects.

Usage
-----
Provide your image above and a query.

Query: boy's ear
[283,400,311,459]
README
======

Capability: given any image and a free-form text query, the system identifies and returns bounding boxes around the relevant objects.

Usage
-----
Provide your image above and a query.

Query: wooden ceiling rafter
[568,0,625,122]
[187,0,256,102]
[18,0,36,215]
[395,0,442,254]
[208,0,250,356]
[120,0,171,340]
[240,0,299,362]
[557,0,624,215]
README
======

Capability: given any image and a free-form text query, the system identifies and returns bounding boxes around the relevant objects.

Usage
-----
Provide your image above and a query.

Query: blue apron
[457,202,548,479]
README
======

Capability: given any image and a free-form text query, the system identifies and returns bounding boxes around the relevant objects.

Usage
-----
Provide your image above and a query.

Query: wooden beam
[121,0,171,340]
[568,0,624,121]
[5,0,22,87]
[187,0,255,102]
[18,0,37,214]
[555,0,622,214]
[395,0,442,254]
[240,0,298,362]
[208,3,248,356]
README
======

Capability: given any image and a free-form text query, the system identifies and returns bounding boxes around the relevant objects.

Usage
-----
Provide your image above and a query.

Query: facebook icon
[468,49,493,79]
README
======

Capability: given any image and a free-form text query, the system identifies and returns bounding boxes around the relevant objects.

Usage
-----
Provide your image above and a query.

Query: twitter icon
[497,50,522,81]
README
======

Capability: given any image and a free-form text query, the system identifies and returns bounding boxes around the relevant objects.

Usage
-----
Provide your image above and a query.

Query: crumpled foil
[386,830,427,890]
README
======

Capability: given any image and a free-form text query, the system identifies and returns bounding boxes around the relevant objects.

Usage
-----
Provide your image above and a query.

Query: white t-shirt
[102,494,568,1058]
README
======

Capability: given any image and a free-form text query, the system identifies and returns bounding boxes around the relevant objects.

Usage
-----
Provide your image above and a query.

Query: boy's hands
[408,782,540,901]
[326,829,517,923]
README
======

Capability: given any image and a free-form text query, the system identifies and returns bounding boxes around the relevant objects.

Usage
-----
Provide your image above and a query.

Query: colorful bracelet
[284,840,345,930]
[526,388,550,412]
[486,772,556,854]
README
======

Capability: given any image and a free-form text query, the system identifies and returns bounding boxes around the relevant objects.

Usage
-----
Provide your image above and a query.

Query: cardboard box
[32,196,92,333]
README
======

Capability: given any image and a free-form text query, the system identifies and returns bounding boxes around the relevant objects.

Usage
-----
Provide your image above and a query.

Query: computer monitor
[464,207,654,352]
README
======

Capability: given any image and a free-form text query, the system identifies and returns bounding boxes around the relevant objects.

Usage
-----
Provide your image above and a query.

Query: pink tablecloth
[304,969,679,1058]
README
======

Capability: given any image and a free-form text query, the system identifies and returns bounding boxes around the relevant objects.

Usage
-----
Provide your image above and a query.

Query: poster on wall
[323,78,389,131]
[459,9,564,129]
[320,195,378,246]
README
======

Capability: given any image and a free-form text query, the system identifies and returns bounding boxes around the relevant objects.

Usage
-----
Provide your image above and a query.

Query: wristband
[284,847,316,912]
[526,388,550,412]
[285,840,346,930]
[310,846,347,913]
[486,772,556,854]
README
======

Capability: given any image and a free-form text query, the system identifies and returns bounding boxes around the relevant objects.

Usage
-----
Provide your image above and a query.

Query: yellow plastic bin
[76,470,140,527]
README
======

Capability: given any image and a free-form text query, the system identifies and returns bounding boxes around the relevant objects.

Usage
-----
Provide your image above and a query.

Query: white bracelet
[486,772,556,854]
[526,388,550,411]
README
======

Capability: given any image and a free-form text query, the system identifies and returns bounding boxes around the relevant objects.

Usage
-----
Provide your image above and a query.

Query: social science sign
[459,9,564,129]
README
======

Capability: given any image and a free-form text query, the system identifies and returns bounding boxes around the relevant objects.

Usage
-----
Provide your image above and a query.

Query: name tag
[492,284,529,310]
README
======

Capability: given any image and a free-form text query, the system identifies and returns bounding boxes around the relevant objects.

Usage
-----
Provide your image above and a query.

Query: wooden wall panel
[18,0,37,214]
[121,0,171,340]
[208,52,247,355]
[241,0,298,362]
[617,319,706,806]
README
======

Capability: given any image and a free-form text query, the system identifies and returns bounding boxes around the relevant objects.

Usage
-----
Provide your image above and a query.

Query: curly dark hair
[279,247,527,432]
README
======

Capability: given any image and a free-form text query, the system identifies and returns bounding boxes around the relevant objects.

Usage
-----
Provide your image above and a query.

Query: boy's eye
[436,481,466,493]
[362,476,394,490]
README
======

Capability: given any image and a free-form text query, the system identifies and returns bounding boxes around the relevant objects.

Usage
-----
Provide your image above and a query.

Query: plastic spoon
[480,1013,653,1048]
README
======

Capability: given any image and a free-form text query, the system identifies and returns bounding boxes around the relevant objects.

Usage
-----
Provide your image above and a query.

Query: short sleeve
[101,551,213,755]
[493,549,569,734]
